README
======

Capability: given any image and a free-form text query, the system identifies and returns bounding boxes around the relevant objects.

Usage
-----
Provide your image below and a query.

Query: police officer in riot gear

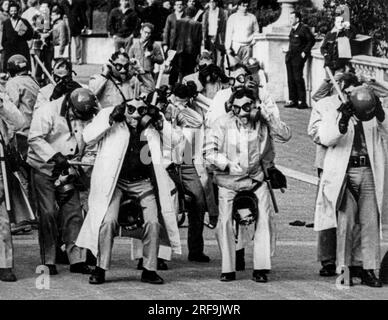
[27,88,99,276]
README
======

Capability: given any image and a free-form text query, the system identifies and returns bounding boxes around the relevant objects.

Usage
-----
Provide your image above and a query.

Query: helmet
[69,88,99,121]
[349,86,377,121]
[7,54,28,75]
[232,190,258,226]
[118,196,144,231]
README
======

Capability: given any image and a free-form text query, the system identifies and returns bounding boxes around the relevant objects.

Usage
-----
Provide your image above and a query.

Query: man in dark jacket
[141,0,170,41]
[284,11,315,109]
[202,0,228,68]
[108,0,140,51]
[163,0,185,85]
[172,7,202,81]
[59,0,88,64]
[2,1,33,72]
[312,14,356,102]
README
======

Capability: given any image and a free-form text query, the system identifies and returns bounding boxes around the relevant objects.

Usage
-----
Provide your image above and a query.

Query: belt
[348,155,370,168]
[123,175,149,183]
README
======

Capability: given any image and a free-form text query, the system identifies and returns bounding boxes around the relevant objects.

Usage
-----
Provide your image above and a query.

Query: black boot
[45,264,58,275]
[252,270,268,283]
[141,269,164,284]
[379,251,388,284]
[89,267,105,285]
[361,269,382,288]
[220,272,236,282]
[0,268,17,282]
[319,263,336,277]
[70,262,93,274]
[137,258,168,270]
[236,249,245,271]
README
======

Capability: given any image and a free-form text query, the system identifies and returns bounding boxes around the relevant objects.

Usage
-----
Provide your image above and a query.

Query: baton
[68,160,94,167]
[262,164,279,213]
[325,66,347,104]
[32,54,56,85]
[0,143,10,210]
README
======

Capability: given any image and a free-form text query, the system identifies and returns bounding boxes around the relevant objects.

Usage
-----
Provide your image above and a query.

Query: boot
[361,269,382,288]
[379,251,388,284]
[0,268,17,282]
[89,267,105,285]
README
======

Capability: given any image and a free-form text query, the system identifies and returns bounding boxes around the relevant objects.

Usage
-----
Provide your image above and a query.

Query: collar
[292,23,300,30]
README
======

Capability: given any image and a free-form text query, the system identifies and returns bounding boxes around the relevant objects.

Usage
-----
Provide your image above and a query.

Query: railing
[309,48,388,105]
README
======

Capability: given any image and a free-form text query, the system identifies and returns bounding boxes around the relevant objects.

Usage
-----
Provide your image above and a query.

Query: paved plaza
[1,64,387,300]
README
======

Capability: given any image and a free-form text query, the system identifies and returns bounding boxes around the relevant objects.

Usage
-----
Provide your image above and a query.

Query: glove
[186,81,198,98]
[148,105,164,130]
[50,80,82,101]
[51,152,70,177]
[375,97,385,122]
[245,78,259,100]
[338,101,354,134]
[109,103,126,125]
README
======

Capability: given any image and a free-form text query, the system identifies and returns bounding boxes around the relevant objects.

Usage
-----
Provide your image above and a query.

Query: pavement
[2,64,388,300]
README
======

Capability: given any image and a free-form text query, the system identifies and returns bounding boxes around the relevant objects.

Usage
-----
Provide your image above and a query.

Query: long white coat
[308,94,388,233]
[76,107,182,256]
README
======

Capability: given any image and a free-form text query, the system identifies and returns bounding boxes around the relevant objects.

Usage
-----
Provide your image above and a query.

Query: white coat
[308,94,388,233]
[76,107,182,256]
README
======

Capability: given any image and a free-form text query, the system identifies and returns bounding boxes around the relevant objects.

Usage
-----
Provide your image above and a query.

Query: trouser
[312,68,345,102]
[205,36,224,68]
[167,164,206,256]
[217,183,273,273]
[0,170,13,268]
[337,167,380,270]
[97,178,160,271]
[168,52,197,86]
[32,169,86,265]
[235,44,252,65]
[113,35,133,52]
[72,36,82,62]
[316,168,362,267]
[286,55,307,104]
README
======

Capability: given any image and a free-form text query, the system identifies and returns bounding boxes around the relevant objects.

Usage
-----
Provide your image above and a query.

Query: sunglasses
[232,103,252,114]
[126,104,148,116]
[110,60,131,71]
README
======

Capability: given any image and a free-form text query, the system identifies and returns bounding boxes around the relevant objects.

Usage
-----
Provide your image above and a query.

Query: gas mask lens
[127,104,148,116]
[232,102,252,114]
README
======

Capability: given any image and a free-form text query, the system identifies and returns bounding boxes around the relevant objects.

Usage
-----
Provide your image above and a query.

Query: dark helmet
[7,54,28,75]
[349,86,378,121]
[232,190,258,226]
[69,88,99,121]
[118,197,144,231]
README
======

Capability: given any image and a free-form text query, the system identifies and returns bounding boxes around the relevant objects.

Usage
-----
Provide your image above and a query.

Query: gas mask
[227,91,261,125]
[198,64,224,85]
[232,190,258,226]
[109,58,133,82]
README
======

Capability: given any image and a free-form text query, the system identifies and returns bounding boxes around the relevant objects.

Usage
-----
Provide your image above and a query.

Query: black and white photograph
[0,0,387,306]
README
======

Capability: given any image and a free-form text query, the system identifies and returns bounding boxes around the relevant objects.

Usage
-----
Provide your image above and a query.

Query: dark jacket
[173,17,202,57]
[202,7,228,52]
[320,26,356,71]
[59,0,88,36]
[2,18,33,71]
[163,12,186,49]
[108,7,140,38]
[141,3,170,41]
[286,23,315,61]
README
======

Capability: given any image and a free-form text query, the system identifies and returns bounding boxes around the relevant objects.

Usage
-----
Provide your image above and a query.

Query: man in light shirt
[202,0,228,68]
[224,0,259,65]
